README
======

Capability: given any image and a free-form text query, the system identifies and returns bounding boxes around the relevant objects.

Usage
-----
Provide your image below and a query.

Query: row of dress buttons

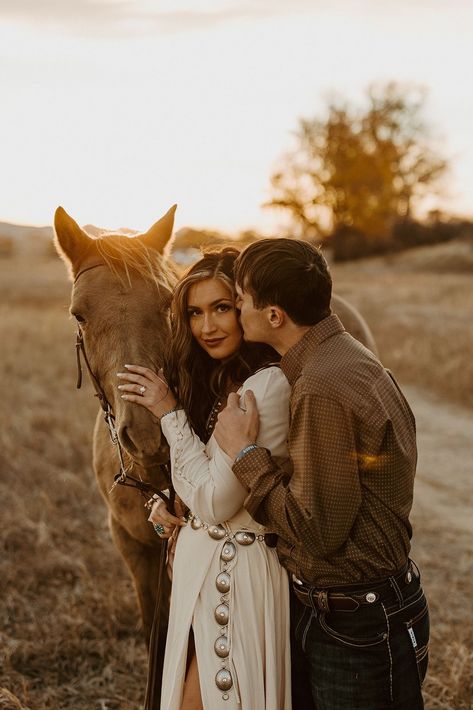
[214,533,233,698]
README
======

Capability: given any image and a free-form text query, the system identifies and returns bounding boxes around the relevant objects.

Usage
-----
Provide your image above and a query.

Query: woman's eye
[216,304,231,313]
[187,309,201,318]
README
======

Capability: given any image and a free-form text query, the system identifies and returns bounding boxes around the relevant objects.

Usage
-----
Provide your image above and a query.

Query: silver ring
[153,523,165,535]
[139,385,146,395]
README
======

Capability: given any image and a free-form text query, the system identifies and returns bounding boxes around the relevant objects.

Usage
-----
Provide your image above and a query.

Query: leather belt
[293,560,417,613]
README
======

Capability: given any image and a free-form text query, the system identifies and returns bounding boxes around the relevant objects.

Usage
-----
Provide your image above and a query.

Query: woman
[118,248,292,709]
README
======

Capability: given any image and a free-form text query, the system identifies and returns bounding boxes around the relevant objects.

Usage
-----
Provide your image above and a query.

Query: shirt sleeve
[160,367,291,525]
[233,392,362,558]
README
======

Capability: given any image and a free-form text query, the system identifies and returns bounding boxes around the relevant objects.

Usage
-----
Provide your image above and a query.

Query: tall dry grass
[331,239,473,409]
[0,241,472,709]
[0,257,147,709]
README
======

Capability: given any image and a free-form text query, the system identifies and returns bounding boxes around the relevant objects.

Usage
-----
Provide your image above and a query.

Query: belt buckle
[315,590,330,612]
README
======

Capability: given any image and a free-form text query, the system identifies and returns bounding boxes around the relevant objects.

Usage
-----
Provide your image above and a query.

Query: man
[214,238,429,710]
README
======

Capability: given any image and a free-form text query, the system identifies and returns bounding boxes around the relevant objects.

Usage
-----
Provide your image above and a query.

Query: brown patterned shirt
[233,314,417,587]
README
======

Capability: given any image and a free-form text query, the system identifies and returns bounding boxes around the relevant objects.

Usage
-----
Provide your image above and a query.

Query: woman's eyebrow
[188,298,233,309]
[210,298,233,306]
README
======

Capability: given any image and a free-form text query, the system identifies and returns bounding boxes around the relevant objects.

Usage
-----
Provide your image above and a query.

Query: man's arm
[218,392,363,560]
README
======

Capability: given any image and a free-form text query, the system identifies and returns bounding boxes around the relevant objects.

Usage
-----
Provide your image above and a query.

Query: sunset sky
[1,0,472,234]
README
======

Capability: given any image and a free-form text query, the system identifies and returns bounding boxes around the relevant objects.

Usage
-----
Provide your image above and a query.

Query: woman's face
[187,277,242,360]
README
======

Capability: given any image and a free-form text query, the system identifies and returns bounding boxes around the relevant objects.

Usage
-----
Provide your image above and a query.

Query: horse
[54,205,179,652]
[54,206,377,693]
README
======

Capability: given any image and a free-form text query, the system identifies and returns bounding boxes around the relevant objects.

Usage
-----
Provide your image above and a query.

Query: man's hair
[234,238,332,326]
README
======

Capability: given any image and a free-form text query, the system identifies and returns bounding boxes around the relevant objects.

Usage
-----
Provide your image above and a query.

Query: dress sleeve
[160,367,291,524]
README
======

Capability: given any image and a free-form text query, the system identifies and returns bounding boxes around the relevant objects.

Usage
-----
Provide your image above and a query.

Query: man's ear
[268,306,285,328]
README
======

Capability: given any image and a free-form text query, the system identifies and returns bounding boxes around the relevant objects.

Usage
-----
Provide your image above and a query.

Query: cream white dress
[160,366,292,710]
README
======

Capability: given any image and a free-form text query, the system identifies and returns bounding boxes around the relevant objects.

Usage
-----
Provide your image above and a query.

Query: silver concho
[214,634,230,658]
[235,531,255,546]
[215,668,233,691]
[365,592,377,603]
[215,603,229,625]
[216,571,231,593]
[190,516,203,530]
[220,541,236,562]
[208,524,226,540]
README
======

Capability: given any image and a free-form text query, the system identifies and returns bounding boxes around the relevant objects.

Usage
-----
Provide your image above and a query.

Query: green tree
[267,82,447,248]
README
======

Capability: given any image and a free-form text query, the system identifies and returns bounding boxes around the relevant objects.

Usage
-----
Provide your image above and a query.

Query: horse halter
[73,262,174,509]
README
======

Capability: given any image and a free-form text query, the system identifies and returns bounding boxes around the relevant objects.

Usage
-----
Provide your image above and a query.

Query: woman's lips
[203,337,225,347]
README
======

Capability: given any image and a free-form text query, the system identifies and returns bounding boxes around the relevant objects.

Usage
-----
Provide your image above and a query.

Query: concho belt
[187,513,276,700]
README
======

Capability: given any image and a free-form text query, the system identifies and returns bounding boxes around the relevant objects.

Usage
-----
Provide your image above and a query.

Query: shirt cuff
[233,446,273,490]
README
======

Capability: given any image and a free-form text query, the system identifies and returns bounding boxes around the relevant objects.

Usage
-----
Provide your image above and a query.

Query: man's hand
[214,390,260,461]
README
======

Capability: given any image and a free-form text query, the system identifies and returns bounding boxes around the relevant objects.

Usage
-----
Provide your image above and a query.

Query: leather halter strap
[72,260,174,509]
[75,327,109,407]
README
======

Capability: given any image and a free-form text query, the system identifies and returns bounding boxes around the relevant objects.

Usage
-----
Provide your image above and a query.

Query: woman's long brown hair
[164,247,278,442]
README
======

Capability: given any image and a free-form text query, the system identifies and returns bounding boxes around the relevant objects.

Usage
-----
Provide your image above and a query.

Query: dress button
[220,542,236,562]
[215,668,233,691]
[216,571,231,593]
[215,603,229,625]
[214,635,230,658]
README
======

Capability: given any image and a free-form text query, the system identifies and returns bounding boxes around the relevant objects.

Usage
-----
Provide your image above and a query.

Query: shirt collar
[281,314,345,385]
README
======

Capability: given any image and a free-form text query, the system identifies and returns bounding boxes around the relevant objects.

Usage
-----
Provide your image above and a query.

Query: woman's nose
[201,313,217,334]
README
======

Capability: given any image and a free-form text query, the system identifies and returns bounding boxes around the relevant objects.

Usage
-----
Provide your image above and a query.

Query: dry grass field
[1,239,472,709]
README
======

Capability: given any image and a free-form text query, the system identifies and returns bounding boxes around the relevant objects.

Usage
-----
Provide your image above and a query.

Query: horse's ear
[54,207,93,277]
[140,204,177,254]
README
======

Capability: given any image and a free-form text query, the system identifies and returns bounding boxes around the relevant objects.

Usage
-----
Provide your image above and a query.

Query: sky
[0,0,472,234]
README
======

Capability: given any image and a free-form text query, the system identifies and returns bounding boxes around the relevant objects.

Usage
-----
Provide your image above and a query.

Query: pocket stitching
[318,612,387,648]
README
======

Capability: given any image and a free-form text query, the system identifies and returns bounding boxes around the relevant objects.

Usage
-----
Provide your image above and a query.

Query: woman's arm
[164,366,290,523]
[117,365,291,525]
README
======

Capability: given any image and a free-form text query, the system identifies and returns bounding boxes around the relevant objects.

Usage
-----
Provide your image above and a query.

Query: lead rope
[144,483,175,710]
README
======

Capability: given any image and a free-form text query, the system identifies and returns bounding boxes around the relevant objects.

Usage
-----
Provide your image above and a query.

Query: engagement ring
[139,385,146,395]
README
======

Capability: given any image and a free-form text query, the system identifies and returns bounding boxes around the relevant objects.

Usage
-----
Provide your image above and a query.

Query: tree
[267,83,447,251]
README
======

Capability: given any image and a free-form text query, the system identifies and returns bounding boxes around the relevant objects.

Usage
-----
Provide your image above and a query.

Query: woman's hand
[117,365,177,418]
[148,496,187,539]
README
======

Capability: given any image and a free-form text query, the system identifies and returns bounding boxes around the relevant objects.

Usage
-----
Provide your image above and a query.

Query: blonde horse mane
[91,232,178,292]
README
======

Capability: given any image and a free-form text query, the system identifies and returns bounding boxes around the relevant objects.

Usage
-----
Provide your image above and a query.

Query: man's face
[235,284,272,344]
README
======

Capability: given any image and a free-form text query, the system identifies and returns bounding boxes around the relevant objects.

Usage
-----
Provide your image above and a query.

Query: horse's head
[54,206,178,466]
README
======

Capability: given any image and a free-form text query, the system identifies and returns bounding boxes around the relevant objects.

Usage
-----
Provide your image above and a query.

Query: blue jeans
[293,564,429,709]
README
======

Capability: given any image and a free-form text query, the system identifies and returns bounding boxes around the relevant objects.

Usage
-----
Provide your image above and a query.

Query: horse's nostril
[118,422,163,459]
[119,425,138,455]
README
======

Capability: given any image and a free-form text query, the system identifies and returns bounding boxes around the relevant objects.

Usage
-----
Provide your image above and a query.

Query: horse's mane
[92,231,178,292]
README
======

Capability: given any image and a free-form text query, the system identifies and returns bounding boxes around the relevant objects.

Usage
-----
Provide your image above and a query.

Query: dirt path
[406,386,472,534]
